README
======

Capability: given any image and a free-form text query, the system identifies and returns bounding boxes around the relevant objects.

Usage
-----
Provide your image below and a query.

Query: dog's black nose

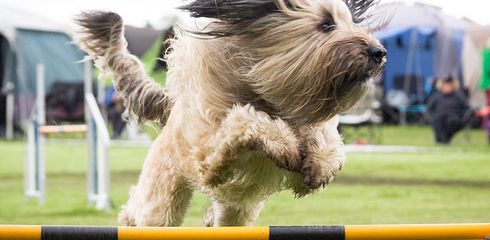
[368,45,386,64]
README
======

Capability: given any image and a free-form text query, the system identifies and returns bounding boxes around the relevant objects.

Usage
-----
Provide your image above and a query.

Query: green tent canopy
[481,48,490,90]
[124,25,174,87]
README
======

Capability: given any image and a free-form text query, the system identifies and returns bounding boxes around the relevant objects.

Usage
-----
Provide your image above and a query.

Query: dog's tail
[75,11,172,126]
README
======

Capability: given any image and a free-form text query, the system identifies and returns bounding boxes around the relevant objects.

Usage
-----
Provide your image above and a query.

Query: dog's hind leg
[118,135,193,227]
[200,104,301,186]
[204,200,264,226]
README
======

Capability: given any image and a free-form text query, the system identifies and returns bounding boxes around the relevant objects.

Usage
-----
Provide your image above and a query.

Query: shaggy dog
[76,0,386,227]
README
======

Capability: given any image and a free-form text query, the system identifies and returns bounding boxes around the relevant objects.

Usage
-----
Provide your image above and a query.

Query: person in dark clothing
[105,84,126,138]
[427,76,470,144]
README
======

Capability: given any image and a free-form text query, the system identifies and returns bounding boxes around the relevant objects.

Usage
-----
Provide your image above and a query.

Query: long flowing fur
[175,0,382,127]
[75,11,172,126]
[75,0,386,227]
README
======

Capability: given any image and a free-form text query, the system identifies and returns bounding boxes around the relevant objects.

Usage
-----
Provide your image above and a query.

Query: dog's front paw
[231,105,302,172]
[254,118,302,172]
[300,155,343,189]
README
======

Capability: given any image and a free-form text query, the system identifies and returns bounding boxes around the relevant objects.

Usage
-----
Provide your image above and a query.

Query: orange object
[477,106,490,117]
[119,226,269,240]
[1,224,490,240]
[345,223,490,240]
[38,124,88,134]
[0,225,40,240]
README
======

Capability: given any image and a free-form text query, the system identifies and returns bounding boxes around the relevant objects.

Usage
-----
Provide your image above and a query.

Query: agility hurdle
[0,224,489,240]
[24,62,111,210]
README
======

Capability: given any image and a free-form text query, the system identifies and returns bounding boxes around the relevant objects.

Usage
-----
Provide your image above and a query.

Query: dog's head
[181,0,386,126]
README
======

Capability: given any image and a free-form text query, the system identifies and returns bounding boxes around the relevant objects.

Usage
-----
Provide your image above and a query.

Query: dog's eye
[319,18,336,32]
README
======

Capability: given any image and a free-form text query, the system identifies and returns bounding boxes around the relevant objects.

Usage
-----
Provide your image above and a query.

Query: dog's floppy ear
[343,0,376,23]
[179,0,280,24]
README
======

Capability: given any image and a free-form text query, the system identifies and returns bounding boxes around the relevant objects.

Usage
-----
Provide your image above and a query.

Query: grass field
[0,126,489,225]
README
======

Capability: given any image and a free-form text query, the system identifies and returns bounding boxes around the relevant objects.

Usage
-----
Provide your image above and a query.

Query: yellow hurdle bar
[0,225,41,240]
[345,224,490,240]
[119,226,269,240]
[38,124,88,134]
[0,224,489,240]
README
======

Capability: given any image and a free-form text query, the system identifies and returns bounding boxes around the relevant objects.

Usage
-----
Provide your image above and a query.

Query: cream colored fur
[75,0,385,227]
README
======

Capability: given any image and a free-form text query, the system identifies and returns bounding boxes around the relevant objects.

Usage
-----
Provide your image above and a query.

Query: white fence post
[24,61,110,210]
[84,61,96,206]
[84,61,111,211]
[36,63,46,206]
[24,63,47,205]
[24,122,36,198]
[25,63,46,205]
[86,94,111,210]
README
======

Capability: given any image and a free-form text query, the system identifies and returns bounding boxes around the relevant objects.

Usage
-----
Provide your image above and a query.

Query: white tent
[0,4,84,138]
[0,4,69,43]
[462,24,490,108]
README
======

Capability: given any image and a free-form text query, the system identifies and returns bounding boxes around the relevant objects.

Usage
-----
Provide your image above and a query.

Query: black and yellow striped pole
[1,224,489,240]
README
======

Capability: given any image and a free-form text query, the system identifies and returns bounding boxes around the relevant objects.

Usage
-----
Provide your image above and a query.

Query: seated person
[105,84,126,138]
[427,76,470,144]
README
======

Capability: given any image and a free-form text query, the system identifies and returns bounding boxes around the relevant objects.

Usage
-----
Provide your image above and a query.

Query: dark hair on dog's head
[344,0,376,23]
[179,0,280,36]
[181,0,279,23]
[180,0,378,37]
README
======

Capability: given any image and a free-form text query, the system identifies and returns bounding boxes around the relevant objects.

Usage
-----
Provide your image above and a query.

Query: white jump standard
[24,62,111,211]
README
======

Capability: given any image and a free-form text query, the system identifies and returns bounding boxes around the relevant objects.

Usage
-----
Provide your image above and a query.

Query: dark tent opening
[0,35,8,132]
[0,3,86,138]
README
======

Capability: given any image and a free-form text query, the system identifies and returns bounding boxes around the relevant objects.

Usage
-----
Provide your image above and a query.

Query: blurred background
[0,0,489,225]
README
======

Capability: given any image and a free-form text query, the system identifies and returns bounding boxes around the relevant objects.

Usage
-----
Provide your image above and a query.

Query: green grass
[0,126,489,225]
[343,125,489,149]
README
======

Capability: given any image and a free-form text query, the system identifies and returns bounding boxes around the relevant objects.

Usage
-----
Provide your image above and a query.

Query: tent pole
[4,47,15,140]
[400,30,418,125]
[5,81,14,139]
